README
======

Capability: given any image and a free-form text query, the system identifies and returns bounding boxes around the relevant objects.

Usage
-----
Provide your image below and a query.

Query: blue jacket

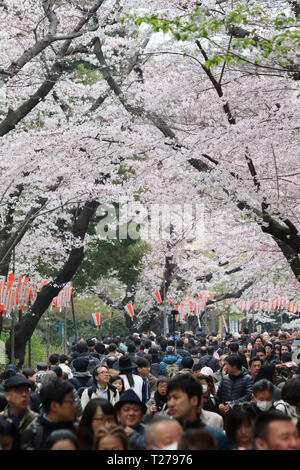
[160,354,182,375]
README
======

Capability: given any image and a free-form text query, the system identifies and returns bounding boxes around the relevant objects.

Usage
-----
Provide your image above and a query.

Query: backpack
[165,361,179,378]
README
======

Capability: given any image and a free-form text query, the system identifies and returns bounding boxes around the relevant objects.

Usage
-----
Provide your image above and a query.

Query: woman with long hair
[113,356,144,402]
[76,398,117,450]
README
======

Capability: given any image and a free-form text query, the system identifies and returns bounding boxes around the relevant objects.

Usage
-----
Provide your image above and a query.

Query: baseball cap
[4,375,35,391]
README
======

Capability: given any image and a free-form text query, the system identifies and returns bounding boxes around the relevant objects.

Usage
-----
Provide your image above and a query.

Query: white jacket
[120,373,144,401]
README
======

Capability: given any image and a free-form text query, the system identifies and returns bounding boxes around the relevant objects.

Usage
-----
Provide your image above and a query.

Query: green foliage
[66,60,100,85]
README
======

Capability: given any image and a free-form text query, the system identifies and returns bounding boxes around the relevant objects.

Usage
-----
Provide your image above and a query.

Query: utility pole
[11,248,15,364]
[71,293,78,342]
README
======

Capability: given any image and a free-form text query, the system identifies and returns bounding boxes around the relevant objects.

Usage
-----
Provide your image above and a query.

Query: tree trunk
[5,200,99,365]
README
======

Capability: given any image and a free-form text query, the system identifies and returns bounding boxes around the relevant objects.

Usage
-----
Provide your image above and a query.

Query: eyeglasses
[63,399,76,405]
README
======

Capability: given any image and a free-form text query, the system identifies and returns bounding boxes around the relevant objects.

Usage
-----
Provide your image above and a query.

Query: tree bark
[5,200,99,365]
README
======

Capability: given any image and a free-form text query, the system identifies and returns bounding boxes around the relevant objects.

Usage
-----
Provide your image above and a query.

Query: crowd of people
[0,327,300,451]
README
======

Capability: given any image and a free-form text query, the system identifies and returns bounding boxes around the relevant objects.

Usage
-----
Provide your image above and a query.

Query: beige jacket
[0,406,38,433]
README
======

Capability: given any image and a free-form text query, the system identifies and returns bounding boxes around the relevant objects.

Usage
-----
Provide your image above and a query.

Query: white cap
[200,366,214,377]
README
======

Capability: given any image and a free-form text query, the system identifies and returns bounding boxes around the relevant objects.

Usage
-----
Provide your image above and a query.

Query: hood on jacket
[162,354,180,364]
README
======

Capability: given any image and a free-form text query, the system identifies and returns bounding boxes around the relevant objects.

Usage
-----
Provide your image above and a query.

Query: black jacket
[176,348,191,358]
[216,368,253,405]
[198,354,220,372]
[21,414,76,450]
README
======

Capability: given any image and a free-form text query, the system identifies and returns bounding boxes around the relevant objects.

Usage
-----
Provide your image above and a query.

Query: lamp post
[170,309,177,341]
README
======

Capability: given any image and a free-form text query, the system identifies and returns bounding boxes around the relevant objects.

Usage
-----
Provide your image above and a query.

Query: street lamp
[170,309,177,341]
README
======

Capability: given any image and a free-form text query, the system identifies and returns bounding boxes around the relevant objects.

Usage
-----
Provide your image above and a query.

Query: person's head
[224,404,256,447]
[127,343,136,354]
[252,379,274,411]
[93,425,130,450]
[167,375,202,426]
[225,355,243,376]
[4,376,35,415]
[36,362,48,372]
[281,343,291,354]
[59,354,69,365]
[0,415,21,450]
[108,343,117,354]
[255,336,263,346]
[264,344,273,357]
[249,356,263,378]
[281,377,300,406]
[109,376,124,394]
[77,398,117,449]
[87,339,95,351]
[94,342,106,355]
[145,416,183,450]
[200,346,207,356]
[21,368,36,383]
[156,377,169,396]
[135,357,151,378]
[279,333,287,344]
[197,374,215,397]
[76,342,88,354]
[178,428,216,450]
[176,339,184,349]
[106,356,118,369]
[115,390,146,429]
[192,362,202,379]
[45,429,79,450]
[48,354,60,366]
[39,378,77,422]
[255,347,267,363]
[72,357,89,373]
[181,357,194,370]
[93,365,110,387]
[254,411,299,450]
[228,342,239,354]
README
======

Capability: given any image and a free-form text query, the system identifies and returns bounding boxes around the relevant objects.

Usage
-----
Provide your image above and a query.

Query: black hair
[108,343,117,352]
[255,347,266,354]
[59,354,69,364]
[0,393,8,412]
[254,364,276,384]
[157,376,169,387]
[243,328,249,334]
[86,339,95,348]
[281,352,292,362]
[45,429,79,450]
[192,363,202,372]
[0,415,21,450]
[253,410,292,441]
[224,404,256,444]
[167,374,203,406]
[0,369,16,381]
[181,357,194,369]
[39,378,74,413]
[127,343,136,353]
[76,398,117,450]
[281,343,291,352]
[95,343,106,355]
[106,356,117,369]
[76,342,88,354]
[281,377,300,406]
[225,354,243,369]
[48,354,60,365]
[135,357,150,368]
[176,339,184,348]
[109,375,124,392]
[207,346,215,356]
[249,356,263,367]
[178,428,216,450]
[228,342,239,353]
[144,340,152,349]
[253,379,274,395]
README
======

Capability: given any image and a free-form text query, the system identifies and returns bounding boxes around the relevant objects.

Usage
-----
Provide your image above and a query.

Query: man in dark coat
[216,354,253,416]
[21,378,77,450]
[198,346,220,372]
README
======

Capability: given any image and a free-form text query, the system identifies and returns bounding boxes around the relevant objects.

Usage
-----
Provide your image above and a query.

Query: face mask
[256,401,273,411]
[202,385,208,394]
[152,442,178,451]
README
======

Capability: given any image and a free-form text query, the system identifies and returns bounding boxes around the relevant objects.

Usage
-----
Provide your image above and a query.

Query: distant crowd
[0,327,300,450]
